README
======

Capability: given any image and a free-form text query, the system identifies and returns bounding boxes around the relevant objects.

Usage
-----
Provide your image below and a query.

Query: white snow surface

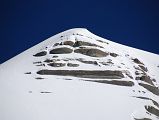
[0,28,159,120]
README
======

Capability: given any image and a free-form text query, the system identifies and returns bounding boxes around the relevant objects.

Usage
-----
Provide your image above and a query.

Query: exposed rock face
[53,40,103,48]
[63,41,74,46]
[53,43,60,47]
[110,53,118,57]
[96,39,109,44]
[135,71,140,75]
[50,47,73,54]
[37,70,125,79]
[74,48,108,57]
[52,55,58,58]
[76,59,98,65]
[73,41,103,48]
[67,63,79,67]
[25,72,31,74]
[44,59,60,63]
[139,65,148,72]
[123,70,133,79]
[99,62,109,66]
[30,29,159,120]
[139,83,159,96]
[86,80,134,87]
[136,75,154,85]
[145,106,159,117]
[134,118,152,120]
[33,51,47,57]
[48,63,66,67]
[44,59,54,63]
[133,58,144,65]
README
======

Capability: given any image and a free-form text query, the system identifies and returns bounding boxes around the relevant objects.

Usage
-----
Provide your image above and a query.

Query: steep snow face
[0,28,159,120]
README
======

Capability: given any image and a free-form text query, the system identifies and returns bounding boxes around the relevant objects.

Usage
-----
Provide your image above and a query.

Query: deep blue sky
[1,0,159,63]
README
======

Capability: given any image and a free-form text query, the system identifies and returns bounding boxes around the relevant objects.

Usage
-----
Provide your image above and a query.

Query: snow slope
[0,28,159,120]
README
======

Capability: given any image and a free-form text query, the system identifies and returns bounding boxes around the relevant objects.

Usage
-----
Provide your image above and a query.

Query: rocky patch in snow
[33,51,47,57]
[25,72,31,74]
[37,70,125,79]
[136,75,154,86]
[110,52,118,57]
[31,32,159,99]
[50,47,73,54]
[73,40,103,48]
[35,77,45,80]
[134,118,152,120]
[76,58,98,65]
[85,79,134,87]
[145,105,159,117]
[74,48,108,57]
[48,63,66,67]
[67,63,79,67]
[138,83,159,96]
[63,41,74,46]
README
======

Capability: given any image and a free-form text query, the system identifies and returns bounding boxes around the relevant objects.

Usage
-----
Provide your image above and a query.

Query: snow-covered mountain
[0,28,159,120]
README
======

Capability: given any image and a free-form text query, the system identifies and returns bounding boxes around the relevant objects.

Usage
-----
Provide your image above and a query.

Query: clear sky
[1,0,159,63]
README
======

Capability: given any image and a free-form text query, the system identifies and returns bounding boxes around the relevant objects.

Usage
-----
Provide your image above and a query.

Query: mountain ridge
[0,28,159,120]
[1,28,159,65]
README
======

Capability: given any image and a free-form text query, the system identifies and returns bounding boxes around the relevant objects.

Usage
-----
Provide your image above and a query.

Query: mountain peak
[60,28,89,34]
[55,28,95,40]
[0,28,159,120]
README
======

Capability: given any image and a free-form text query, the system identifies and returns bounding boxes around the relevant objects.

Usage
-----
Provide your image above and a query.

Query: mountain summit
[0,28,159,120]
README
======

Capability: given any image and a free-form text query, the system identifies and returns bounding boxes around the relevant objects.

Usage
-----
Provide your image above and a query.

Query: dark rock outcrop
[35,77,45,80]
[74,48,108,57]
[145,105,159,117]
[139,65,148,72]
[133,58,144,65]
[33,51,47,57]
[50,47,73,54]
[44,59,54,63]
[99,62,109,66]
[139,83,159,96]
[124,71,133,79]
[96,39,109,44]
[73,41,103,48]
[110,53,118,57]
[86,80,134,87]
[48,63,66,67]
[77,59,98,65]
[37,70,124,79]
[67,63,79,67]
[33,61,42,64]
[63,41,74,46]
[136,75,154,85]
[25,72,31,74]
[53,43,60,47]
[135,71,140,75]
[52,55,58,58]
[134,118,152,120]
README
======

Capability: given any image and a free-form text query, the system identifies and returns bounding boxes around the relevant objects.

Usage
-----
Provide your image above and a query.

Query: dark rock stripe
[50,47,73,54]
[134,118,152,120]
[33,51,47,57]
[85,80,134,86]
[37,70,124,79]
[136,75,154,86]
[74,48,108,57]
[48,63,66,67]
[145,105,159,117]
[139,83,159,96]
